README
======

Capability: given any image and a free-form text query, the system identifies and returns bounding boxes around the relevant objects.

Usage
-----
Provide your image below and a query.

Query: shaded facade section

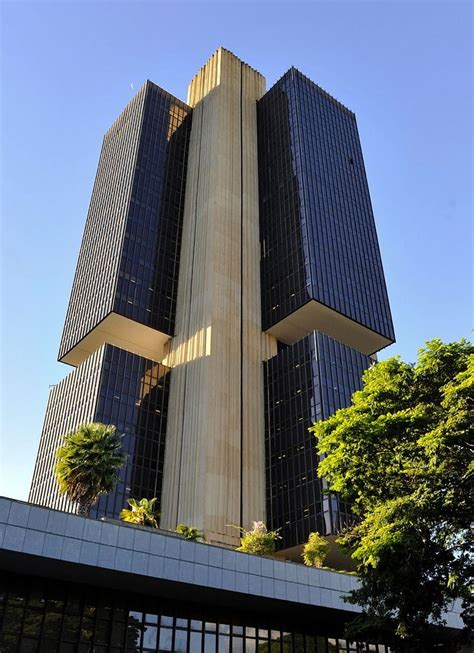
[264,332,372,549]
[257,68,394,351]
[58,82,191,366]
[29,347,105,513]
[29,344,171,519]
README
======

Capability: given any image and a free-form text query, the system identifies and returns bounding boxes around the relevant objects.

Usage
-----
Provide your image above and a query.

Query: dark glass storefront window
[0,573,394,653]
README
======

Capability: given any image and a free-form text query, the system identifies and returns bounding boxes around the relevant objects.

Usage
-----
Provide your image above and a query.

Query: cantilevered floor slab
[265,300,394,356]
[59,311,171,367]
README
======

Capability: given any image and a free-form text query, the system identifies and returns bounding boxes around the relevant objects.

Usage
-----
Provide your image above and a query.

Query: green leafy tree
[175,523,203,541]
[120,497,160,528]
[233,521,281,556]
[310,339,473,648]
[55,423,126,516]
[302,532,330,568]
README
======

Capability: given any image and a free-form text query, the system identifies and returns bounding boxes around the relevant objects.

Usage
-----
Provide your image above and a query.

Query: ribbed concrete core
[161,48,277,546]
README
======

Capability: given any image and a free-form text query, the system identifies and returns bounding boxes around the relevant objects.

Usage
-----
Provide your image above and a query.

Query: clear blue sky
[1,1,472,501]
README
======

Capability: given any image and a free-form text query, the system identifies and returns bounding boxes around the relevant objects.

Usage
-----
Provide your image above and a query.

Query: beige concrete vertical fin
[241,63,278,530]
[161,48,276,546]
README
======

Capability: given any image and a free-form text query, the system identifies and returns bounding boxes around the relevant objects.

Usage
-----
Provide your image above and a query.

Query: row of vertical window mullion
[31,342,103,512]
[264,333,372,545]
[1,573,393,652]
[61,87,143,355]
[257,70,393,340]
[91,347,170,518]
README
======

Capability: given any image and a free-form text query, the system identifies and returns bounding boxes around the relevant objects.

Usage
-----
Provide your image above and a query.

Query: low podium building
[0,498,464,651]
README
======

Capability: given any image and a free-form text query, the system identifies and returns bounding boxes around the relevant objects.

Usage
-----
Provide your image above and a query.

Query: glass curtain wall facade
[30,81,190,520]
[258,66,394,550]
[114,84,191,334]
[264,333,371,549]
[29,347,106,512]
[0,572,395,653]
[257,68,394,346]
[90,346,171,519]
[58,82,191,363]
[29,344,171,519]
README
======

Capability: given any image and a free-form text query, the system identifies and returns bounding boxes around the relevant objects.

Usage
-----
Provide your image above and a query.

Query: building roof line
[266,66,355,117]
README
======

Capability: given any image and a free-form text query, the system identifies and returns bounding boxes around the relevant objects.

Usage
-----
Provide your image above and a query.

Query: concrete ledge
[59,312,171,367]
[266,299,393,356]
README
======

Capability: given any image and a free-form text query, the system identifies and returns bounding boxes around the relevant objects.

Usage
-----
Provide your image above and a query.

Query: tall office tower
[258,68,394,551]
[29,81,192,514]
[30,49,394,552]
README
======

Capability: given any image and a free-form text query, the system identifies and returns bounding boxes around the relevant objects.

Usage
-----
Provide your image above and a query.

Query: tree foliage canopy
[55,422,126,515]
[310,339,473,646]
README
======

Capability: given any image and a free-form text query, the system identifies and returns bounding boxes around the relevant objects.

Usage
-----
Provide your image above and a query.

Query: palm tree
[55,423,126,516]
[120,497,160,528]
